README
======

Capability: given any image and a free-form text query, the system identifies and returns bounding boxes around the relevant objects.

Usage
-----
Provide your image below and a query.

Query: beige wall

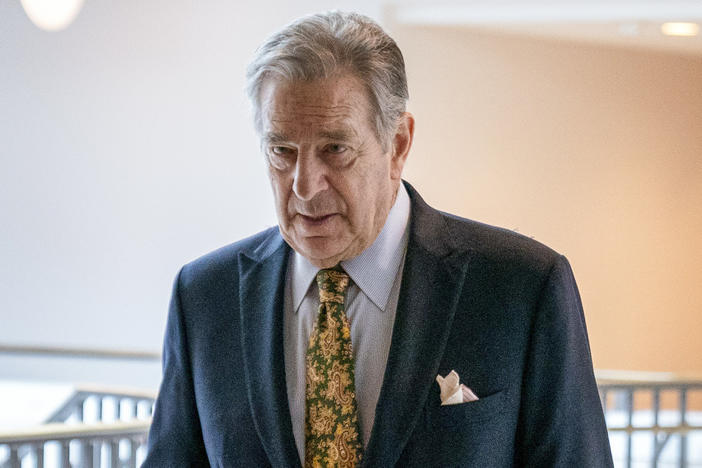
[393,24,702,374]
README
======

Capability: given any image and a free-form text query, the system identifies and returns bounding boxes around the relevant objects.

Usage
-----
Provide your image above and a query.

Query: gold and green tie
[304,268,363,468]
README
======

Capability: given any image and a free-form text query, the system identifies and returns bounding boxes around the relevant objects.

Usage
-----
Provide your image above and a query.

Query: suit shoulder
[178,226,283,286]
[405,182,561,276]
[441,211,561,274]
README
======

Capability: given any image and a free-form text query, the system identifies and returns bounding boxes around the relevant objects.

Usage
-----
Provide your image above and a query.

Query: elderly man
[144,11,613,467]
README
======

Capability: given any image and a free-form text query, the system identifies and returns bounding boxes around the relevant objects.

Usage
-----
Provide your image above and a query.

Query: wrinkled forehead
[258,74,376,136]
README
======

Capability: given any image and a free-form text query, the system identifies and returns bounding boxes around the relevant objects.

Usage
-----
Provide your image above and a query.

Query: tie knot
[316,268,350,304]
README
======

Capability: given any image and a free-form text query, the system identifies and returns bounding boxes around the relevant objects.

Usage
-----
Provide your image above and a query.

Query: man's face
[259,73,412,268]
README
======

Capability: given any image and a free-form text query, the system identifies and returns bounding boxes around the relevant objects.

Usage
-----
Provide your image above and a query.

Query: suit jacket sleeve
[516,255,613,467]
[143,267,209,466]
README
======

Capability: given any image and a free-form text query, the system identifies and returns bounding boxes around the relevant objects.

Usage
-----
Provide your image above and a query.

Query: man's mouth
[298,213,336,226]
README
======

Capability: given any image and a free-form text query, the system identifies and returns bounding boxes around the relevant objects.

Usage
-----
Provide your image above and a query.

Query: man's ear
[390,112,415,180]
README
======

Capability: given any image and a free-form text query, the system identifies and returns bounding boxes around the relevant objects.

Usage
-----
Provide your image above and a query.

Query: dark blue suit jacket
[143,182,613,467]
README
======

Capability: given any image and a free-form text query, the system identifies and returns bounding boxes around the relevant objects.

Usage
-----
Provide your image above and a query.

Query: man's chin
[291,237,350,268]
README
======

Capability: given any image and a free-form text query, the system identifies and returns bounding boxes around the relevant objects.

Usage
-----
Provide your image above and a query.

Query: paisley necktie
[304,268,363,468]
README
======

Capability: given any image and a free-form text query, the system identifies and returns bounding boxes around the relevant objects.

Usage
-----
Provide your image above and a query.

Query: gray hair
[246,11,409,147]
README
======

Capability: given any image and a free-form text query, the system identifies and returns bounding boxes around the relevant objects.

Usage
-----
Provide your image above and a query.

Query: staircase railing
[0,386,155,468]
[596,370,702,468]
[0,421,150,468]
[2,370,700,467]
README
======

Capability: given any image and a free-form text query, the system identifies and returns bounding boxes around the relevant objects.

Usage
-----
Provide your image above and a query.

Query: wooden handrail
[0,344,160,361]
[71,384,157,400]
[595,369,702,386]
[0,420,151,444]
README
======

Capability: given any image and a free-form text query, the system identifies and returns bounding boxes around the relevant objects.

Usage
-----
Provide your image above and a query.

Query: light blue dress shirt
[283,183,411,462]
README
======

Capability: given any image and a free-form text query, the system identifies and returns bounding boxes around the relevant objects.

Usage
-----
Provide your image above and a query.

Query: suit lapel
[236,184,469,467]
[362,184,471,467]
[238,233,302,468]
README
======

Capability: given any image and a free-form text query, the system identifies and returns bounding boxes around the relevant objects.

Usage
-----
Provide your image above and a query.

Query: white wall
[4,1,701,386]
[0,0,391,356]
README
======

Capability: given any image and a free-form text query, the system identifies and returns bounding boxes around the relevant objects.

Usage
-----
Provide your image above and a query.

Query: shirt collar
[290,183,411,313]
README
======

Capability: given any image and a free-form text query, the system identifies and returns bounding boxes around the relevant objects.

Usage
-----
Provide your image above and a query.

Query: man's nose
[292,152,328,201]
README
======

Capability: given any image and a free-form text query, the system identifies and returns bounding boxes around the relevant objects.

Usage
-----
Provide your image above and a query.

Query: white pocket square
[436,370,480,405]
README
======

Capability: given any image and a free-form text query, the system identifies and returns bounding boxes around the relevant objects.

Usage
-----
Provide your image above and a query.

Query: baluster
[626,388,633,468]
[142,399,154,418]
[25,443,36,468]
[35,442,44,468]
[110,440,120,468]
[130,399,138,420]
[679,387,688,468]
[75,396,86,422]
[652,388,660,468]
[91,440,102,468]
[601,388,608,414]
[60,440,70,468]
[97,397,104,422]
[81,439,93,468]
[129,437,139,468]
[115,397,122,422]
[9,444,20,468]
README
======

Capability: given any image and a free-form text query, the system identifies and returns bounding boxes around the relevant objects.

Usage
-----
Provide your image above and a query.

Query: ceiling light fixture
[661,22,700,37]
[20,0,85,32]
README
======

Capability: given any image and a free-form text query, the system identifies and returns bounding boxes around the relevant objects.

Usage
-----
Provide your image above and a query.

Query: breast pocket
[426,389,508,429]
[400,389,515,466]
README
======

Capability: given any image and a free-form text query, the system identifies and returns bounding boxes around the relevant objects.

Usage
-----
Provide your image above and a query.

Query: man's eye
[325,144,347,154]
[266,146,296,170]
[271,146,294,155]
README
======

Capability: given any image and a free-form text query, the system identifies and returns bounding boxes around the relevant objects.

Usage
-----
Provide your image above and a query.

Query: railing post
[9,444,21,468]
[92,440,103,468]
[75,396,86,423]
[625,388,633,468]
[652,388,660,468]
[97,397,104,422]
[61,440,71,468]
[129,437,139,468]
[35,442,44,468]
[679,388,688,468]
[80,439,93,468]
[115,397,122,422]
[110,439,120,468]
[130,399,138,420]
